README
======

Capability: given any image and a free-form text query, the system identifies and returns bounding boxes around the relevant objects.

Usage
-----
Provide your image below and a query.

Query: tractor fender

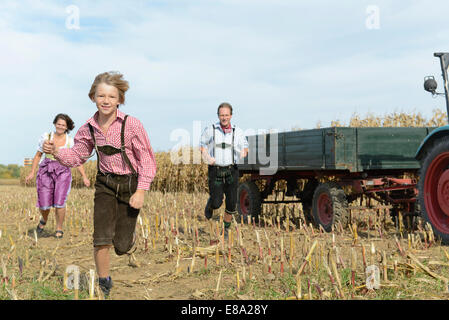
[415,125,449,161]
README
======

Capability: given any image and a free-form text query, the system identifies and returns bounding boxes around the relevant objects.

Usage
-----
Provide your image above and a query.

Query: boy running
[43,71,156,297]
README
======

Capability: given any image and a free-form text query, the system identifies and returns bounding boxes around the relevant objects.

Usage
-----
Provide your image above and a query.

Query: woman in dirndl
[25,113,91,238]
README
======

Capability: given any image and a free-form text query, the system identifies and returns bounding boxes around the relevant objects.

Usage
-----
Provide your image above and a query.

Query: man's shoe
[204,199,213,220]
[99,276,113,298]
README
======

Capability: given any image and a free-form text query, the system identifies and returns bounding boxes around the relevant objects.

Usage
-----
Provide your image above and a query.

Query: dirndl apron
[36,157,72,210]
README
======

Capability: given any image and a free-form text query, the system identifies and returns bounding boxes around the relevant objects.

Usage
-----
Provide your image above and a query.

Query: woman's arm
[25,151,43,184]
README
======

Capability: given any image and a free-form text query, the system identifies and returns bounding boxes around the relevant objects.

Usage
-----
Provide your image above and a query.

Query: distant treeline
[0,164,21,179]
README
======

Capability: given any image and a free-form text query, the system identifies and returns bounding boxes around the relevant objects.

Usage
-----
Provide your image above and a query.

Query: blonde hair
[88,71,129,105]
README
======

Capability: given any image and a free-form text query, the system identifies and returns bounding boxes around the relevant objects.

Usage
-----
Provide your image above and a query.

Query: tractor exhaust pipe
[434,53,449,123]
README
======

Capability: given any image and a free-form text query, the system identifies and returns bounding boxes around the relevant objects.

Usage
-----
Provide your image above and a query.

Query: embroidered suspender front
[88,115,137,175]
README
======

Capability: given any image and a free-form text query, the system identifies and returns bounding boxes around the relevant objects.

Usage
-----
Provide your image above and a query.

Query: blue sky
[2,0,449,165]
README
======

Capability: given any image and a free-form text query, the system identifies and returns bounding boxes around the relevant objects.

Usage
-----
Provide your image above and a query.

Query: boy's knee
[114,244,130,256]
[114,247,128,256]
[113,239,135,256]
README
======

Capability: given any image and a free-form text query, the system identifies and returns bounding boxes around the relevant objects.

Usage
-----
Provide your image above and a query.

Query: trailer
[236,52,449,244]
[237,126,434,231]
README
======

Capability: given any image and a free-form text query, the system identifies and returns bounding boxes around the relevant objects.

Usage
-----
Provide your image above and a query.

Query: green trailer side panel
[238,127,436,173]
[283,130,324,169]
[355,127,429,171]
[324,127,357,171]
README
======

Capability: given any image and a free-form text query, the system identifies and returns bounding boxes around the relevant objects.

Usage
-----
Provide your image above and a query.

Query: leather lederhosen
[88,115,139,254]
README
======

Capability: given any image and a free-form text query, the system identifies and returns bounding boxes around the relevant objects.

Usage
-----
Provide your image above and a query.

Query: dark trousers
[93,173,139,255]
[207,165,239,214]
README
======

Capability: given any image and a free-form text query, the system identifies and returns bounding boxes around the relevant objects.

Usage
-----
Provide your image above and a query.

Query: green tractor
[417,52,449,244]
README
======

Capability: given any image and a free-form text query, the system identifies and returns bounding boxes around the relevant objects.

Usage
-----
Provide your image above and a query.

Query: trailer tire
[237,181,261,224]
[301,179,319,224]
[312,182,349,232]
[418,137,449,244]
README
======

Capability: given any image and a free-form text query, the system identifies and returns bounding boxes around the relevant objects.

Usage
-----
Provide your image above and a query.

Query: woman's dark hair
[53,113,75,133]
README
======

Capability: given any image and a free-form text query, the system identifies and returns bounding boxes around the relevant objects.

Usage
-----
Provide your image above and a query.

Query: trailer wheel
[312,182,349,232]
[300,179,319,224]
[418,137,449,244]
[237,181,261,224]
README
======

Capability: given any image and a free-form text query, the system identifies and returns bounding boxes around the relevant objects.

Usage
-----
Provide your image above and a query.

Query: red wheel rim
[424,151,449,233]
[239,189,249,216]
[437,169,449,216]
[317,192,333,225]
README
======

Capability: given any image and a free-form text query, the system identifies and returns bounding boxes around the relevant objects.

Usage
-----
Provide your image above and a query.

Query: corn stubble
[1,183,449,300]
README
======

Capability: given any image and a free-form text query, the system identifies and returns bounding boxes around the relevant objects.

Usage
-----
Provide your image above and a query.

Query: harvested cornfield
[6,109,449,300]
[1,184,449,300]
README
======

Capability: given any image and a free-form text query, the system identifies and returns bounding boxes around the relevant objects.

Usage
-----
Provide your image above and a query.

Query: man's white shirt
[200,122,248,166]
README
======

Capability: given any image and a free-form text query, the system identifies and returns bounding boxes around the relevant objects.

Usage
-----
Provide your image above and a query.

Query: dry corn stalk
[382,251,388,282]
[289,233,294,268]
[361,245,367,269]
[407,252,449,283]
[37,259,46,282]
[215,269,223,297]
[297,240,318,276]
[1,256,7,282]
[236,270,240,291]
[322,257,342,299]
[255,230,263,260]
[280,236,285,274]
[330,254,345,299]
[89,269,95,299]
[296,274,302,299]
[394,236,405,256]
[352,223,358,244]
[351,247,357,287]
[215,244,219,266]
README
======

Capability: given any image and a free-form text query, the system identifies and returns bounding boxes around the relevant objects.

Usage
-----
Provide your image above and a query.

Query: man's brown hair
[217,102,233,115]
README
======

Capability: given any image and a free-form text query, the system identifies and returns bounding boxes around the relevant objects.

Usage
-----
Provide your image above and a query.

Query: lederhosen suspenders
[88,115,137,176]
[212,124,235,165]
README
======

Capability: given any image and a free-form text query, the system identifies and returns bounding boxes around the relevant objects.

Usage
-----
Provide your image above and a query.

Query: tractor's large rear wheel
[418,137,449,244]
[312,182,349,232]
